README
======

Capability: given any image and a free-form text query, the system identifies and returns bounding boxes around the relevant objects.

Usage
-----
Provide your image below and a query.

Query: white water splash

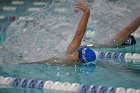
[83,0,140,45]
[0,0,82,63]
[0,0,140,63]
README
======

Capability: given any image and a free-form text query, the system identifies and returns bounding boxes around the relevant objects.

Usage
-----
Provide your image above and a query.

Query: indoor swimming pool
[0,0,140,93]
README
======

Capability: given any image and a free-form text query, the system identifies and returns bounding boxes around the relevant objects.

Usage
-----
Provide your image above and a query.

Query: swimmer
[23,1,94,65]
[89,15,139,47]
[85,15,140,47]
[23,1,140,65]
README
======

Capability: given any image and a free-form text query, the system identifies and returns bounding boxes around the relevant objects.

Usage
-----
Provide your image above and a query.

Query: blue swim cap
[79,47,96,63]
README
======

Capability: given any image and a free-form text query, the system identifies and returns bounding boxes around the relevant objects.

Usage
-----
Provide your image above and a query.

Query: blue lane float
[0,6,41,12]
[12,78,44,89]
[95,51,125,60]
[0,76,139,93]
[0,1,47,5]
[94,50,140,63]
[16,7,27,12]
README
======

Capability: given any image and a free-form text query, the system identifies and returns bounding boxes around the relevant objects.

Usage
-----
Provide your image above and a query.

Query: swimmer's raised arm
[18,2,90,65]
[114,16,140,45]
[65,2,90,62]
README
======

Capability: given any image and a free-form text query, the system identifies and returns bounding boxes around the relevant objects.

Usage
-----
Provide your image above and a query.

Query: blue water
[0,42,140,92]
[0,52,140,93]
[0,42,140,91]
[0,0,140,93]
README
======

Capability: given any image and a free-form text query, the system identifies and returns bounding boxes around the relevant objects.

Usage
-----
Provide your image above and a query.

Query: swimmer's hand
[74,1,90,13]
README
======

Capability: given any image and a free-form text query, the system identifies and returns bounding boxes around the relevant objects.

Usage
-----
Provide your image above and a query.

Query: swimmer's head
[122,35,136,46]
[79,47,96,63]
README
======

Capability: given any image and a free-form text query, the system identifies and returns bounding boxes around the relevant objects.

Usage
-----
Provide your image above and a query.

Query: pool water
[0,42,140,93]
[0,0,140,93]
